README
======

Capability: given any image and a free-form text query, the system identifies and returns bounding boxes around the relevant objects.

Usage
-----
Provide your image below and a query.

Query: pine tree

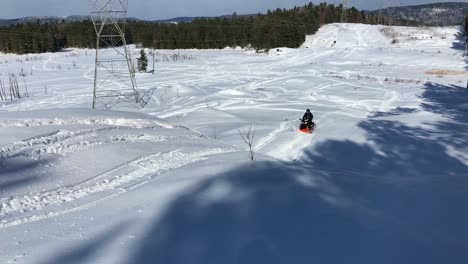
[137,48,148,72]
[0,2,389,54]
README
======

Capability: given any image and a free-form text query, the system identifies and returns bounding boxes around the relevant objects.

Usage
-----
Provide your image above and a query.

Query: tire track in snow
[0,127,172,160]
[303,69,403,114]
[254,121,289,152]
[266,129,316,161]
[0,148,236,228]
[0,117,171,128]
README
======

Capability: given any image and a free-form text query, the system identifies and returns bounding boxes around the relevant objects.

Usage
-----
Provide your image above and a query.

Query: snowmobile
[299,119,316,134]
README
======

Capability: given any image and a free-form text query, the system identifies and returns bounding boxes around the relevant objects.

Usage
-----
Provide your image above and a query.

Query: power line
[433,0,441,27]
[340,0,349,23]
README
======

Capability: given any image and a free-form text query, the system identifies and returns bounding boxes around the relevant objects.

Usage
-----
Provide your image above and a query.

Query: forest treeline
[0,2,412,54]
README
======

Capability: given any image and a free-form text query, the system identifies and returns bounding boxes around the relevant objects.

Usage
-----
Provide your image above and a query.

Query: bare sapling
[8,77,13,101]
[22,77,29,97]
[0,75,25,101]
[212,125,217,140]
[239,123,256,161]
[9,75,20,99]
[0,79,4,101]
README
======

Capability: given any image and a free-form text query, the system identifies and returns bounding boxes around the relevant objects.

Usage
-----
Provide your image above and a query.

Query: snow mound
[302,23,389,49]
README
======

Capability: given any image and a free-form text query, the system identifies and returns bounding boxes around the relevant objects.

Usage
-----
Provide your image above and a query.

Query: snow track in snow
[0,109,236,228]
[1,127,182,160]
[0,117,171,129]
[0,148,235,227]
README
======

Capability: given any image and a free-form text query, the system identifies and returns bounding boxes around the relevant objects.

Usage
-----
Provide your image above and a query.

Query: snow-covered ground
[0,23,467,263]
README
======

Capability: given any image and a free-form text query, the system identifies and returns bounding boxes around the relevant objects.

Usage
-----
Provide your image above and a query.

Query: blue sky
[0,0,466,20]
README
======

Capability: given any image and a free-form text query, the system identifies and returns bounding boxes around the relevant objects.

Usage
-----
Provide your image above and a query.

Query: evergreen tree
[137,48,148,72]
[0,2,391,54]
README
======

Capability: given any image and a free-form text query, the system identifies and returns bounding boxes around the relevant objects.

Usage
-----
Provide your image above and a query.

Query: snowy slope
[1,23,468,263]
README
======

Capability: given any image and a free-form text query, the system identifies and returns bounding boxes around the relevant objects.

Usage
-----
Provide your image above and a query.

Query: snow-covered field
[0,23,467,263]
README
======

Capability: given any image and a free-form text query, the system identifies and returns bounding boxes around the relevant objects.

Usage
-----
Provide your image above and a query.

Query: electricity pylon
[378,0,386,24]
[340,0,349,23]
[433,0,441,27]
[377,0,402,25]
[385,0,402,25]
[90,0,140,109]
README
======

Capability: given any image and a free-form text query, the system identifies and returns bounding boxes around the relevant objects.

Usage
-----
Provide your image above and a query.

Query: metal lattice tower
[340,0,349,23]
[433,0,441,27]
[376,0,402,25]
[90,0,140,109]
[385,0,402,25]
[378,0,385,24]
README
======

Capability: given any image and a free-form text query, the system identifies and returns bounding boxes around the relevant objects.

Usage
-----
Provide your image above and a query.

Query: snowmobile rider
[302,109,314,128]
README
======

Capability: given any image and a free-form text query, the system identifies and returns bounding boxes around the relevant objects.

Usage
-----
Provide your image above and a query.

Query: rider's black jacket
[302,112,313,124]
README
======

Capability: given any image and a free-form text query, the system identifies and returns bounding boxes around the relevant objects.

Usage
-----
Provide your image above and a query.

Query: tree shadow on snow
[126,82,468,264]
[44,83,468,264]
[451,30,468,70]
[133,161,382,264]
[0,157,49,193]
[45,221,132,264]
[421,83,467,122]
[420,83,468,149]
[127,124,468,264]
[371,107,419,118]
[451,31,466,52]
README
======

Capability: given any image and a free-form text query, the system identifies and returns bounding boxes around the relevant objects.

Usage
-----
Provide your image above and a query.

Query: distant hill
[367,2,468,26]
[151,17,199,24]
[2,2,466,27]
[0,18,18,26]
[0,16,90,26]
[0,13,255,26]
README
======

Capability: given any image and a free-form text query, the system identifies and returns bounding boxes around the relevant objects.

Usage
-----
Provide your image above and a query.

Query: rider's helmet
[306,109,310,113]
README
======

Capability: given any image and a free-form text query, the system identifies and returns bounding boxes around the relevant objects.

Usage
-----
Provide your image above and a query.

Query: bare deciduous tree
[239,123,256,162]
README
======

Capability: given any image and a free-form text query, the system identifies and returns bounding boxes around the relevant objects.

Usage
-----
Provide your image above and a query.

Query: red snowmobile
[299,119,316,134]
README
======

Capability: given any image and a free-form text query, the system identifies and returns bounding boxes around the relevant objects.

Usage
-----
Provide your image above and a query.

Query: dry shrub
[425,69,467,76]
[380,27,447,40]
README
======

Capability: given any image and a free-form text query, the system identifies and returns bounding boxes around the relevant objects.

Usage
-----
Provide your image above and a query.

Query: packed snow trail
[0,148,234,228]
[0,109,237,228]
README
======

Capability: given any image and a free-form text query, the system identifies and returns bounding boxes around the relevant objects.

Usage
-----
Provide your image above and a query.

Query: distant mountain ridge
[367,2,468,26]
[0,16,90,26]
[0,14,252,26]
[0,16,173,26]
[1,2,467,27]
